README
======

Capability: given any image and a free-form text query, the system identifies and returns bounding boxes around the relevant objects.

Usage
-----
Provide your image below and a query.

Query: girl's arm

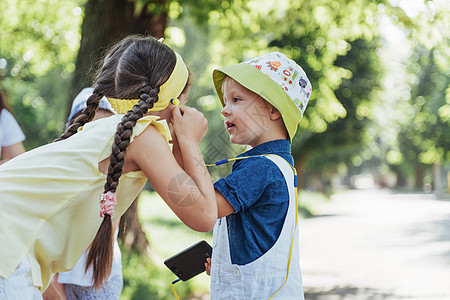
[0,142,25,165]
[169,107,234,220]
[171,108,234,219]
[127,106,217,232]
[169,106,234,218]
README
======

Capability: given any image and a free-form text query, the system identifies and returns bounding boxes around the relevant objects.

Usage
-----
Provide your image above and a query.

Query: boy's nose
[221,105,231,116]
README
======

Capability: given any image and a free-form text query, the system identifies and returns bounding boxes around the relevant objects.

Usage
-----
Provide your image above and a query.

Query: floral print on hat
[245,52,312,117]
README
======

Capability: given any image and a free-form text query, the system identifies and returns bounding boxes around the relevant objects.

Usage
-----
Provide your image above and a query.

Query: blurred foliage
[1,0,449,298]
[392,44,449,187]
[290,37,382,191]
[365,0,450,188]
[0,0,85,148]
[400,46,449,163]
[0,0,448,182]
[171,0,449,190]
[191,0,449,190]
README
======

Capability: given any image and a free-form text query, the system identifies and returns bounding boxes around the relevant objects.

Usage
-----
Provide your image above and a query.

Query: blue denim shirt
[214,139,294,265]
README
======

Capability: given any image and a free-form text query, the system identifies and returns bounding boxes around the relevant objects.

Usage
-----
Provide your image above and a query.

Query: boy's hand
[171,105,208,144]
[205,257,211,276]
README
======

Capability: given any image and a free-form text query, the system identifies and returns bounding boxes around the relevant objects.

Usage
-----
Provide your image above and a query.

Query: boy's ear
[269,106,282,120]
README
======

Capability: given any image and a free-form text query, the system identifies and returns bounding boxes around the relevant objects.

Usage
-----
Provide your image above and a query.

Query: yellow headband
[107,52,188,114]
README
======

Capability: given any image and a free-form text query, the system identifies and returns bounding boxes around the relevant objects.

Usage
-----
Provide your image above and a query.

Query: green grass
[120,251,193,300]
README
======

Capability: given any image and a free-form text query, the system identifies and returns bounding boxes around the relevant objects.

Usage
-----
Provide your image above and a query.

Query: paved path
[300,189,450,300]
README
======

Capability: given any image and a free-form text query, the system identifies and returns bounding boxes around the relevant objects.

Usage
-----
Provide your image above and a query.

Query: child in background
[64,88,116,130]
[206,52,312,299]
[0,90,25,164]
[0,35,217,298]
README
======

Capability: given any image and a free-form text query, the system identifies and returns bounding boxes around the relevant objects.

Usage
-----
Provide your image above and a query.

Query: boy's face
[221,77,274,147]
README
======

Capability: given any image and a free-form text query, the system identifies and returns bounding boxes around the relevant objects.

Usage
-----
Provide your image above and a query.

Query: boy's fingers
[205,257,211,275]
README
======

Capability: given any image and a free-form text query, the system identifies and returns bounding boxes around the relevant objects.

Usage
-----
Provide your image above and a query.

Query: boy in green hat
[206,52,311,299]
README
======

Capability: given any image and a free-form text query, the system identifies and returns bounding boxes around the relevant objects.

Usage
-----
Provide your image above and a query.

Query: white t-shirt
[0,109,25,154]
[57,229,122,286]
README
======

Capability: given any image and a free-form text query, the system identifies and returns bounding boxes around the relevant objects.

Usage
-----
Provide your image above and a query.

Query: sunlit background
[0,0,449,299]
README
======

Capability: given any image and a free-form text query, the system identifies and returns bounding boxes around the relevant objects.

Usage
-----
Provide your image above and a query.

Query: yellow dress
[0,114,171,290]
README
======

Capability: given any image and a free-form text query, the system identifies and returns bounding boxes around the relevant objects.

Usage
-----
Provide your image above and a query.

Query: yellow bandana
[107,52,188,114]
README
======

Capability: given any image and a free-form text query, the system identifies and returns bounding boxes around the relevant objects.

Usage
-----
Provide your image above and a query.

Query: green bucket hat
[213,52,312,139]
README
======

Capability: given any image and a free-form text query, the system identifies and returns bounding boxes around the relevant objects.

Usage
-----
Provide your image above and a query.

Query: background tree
[290,38,382,192]
[367,0,449,191]
[187,0,393,191]
[396,45,449,191]
[70,0,170,107]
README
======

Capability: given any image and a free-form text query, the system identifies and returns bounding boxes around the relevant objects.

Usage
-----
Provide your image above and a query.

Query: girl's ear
[269,106,282,120]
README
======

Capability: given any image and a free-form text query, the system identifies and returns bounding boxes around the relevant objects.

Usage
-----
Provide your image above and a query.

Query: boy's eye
[233,97,241,103]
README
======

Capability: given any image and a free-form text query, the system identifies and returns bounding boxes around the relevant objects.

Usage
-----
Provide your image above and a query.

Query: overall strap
[264,154,298,299]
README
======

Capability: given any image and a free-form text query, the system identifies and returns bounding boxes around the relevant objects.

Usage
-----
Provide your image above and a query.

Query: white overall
[210,155,304,300]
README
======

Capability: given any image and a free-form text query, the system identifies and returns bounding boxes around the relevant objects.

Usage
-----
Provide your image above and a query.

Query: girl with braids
[0,35,217,299]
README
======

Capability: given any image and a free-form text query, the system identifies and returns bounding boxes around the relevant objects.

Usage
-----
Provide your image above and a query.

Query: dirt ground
[300,189,450,300]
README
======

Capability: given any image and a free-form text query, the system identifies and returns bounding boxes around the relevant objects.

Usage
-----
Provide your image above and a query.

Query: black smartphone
[164,240,212,281]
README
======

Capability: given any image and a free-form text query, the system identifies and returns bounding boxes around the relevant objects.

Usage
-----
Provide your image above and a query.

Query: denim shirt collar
[238,139,291,157]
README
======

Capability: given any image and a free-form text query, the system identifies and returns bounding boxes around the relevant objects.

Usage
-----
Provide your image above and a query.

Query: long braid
[86,85,160,289]
[55,89,103,142]
[105,85,159,192]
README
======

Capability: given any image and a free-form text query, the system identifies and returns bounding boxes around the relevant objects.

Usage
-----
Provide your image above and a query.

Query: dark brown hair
[55,35,178,288]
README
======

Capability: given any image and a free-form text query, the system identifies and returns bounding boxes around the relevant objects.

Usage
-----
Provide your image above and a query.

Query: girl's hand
[168,121,185,168]
[168,121,176,144]
[205,257,211,276]
[171,105,208,144]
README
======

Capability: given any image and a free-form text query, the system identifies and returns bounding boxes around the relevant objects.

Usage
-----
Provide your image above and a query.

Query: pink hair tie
[99,191,117,218]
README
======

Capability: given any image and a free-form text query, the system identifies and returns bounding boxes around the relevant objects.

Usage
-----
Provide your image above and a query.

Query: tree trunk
[72,0,168,253]
[69,0,168,113]
[414,165,425,190]
[396,172,406,187]
[118,198,151,253]
[432,163,443,193]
